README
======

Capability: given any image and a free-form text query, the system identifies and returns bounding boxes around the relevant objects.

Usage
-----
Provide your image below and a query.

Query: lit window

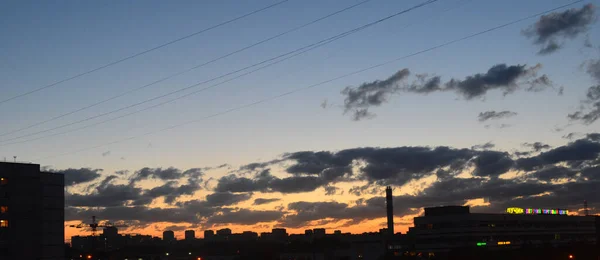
[0,220,8,228]
[0,206,6,213]
[0,178,6,185]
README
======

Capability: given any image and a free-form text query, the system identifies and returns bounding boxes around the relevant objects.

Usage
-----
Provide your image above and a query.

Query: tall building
[0,162,64,259]
[184,230,195,241]
[216,228,232,236]
[313,228,326,238]
[163,230,175,243]
[272,228,287,240]
[204,230,214,240]
[385,186,394,236]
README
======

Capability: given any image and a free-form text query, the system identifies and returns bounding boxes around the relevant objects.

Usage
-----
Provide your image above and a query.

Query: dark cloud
[403,64,550,99]
[471,151,514,177]
[478,111,518,122]
[66,202,214,224]
[530,166,578,181]
[287,147,474,186]
[206,209,283,226]
[445,64,547,99]
[253,198,281,205]
[471,142,495,150]
[129,167,203,183]
[339,64,550,120]
[102,151,111,157]
[323,186,341,196]
[55,168,102,186]
[341,69,410,120]
[214,169,326,194]
[522,142,552,152]
[587,133,600,141]
[405,74,443,94]
[523,4,596,54]
[281,199,417,228]
[516,139,600,171]
[67,175,144,207]
[205,192,252,207]
[141,179,202,204]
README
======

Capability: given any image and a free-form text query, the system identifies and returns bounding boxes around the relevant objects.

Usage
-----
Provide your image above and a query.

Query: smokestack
[386,186,394,236]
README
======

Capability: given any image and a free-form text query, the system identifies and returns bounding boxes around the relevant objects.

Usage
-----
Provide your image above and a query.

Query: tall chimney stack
[386,186,394,236]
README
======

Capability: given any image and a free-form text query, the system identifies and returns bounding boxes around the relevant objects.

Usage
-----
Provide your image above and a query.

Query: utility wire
[0,0,438,144]
[0,0,374,138]
[0,0,291,106]
[32,0,584,162]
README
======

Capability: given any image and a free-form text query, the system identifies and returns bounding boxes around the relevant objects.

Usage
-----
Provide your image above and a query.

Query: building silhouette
[0,162,64,259]
[408,205,598,254]
[204,230,214,240]
[162,230,175,243]
[386,186,394,236]
[184,230,195,241]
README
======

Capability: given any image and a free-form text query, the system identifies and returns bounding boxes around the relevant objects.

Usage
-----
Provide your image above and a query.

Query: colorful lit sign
[498,241,511,245]
[506,207,568,215]
[506,207,524,214]
[476,242,487,246]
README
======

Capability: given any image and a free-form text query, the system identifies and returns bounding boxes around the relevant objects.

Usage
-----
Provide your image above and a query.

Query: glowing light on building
[498,241,511,245]
[506,207,568,215]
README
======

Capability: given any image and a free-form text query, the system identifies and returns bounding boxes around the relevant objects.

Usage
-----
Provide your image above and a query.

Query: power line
[0,0,374,138]
[31,0,584,162]
[0,0,291,106]
[0,0,438,144]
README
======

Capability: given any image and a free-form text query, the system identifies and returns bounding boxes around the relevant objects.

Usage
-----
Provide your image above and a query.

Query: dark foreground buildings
[405,206,598,259]
[67,188,599,260]
[0,162,64,259]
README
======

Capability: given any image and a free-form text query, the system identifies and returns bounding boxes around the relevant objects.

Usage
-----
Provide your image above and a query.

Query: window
[0,178,6,185]
[0,220,7,228]
[0,206,6,213]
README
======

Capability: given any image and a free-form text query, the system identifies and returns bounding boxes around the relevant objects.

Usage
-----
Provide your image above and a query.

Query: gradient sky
[1,0,599,240]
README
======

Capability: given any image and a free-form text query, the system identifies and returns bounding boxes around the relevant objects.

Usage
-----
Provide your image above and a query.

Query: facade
[408,206,597,253]
[0,162,64,259]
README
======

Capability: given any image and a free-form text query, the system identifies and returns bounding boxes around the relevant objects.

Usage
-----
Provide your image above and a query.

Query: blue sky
[1,0,598,173]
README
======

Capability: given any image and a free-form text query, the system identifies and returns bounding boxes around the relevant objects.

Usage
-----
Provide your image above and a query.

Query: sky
[1,0,600,241]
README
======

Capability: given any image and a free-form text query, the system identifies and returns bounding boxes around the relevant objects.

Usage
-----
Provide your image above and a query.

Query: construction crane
[68,216,128,236]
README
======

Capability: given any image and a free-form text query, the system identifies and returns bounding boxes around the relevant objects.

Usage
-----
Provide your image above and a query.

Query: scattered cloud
[205,192,252,207]
[341,69,410,120]
[477,111,518,122]
[129,167,204,184]
[102,151,111,157]
[523,4,596,55]
[49,168,102,186]
[253,198,281,205]
[522,142,552,152]
[443,64,548,99]
[471,142,495,150]
[64,135,600,231]
[568,85,600,124]
[339,64,551,120]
